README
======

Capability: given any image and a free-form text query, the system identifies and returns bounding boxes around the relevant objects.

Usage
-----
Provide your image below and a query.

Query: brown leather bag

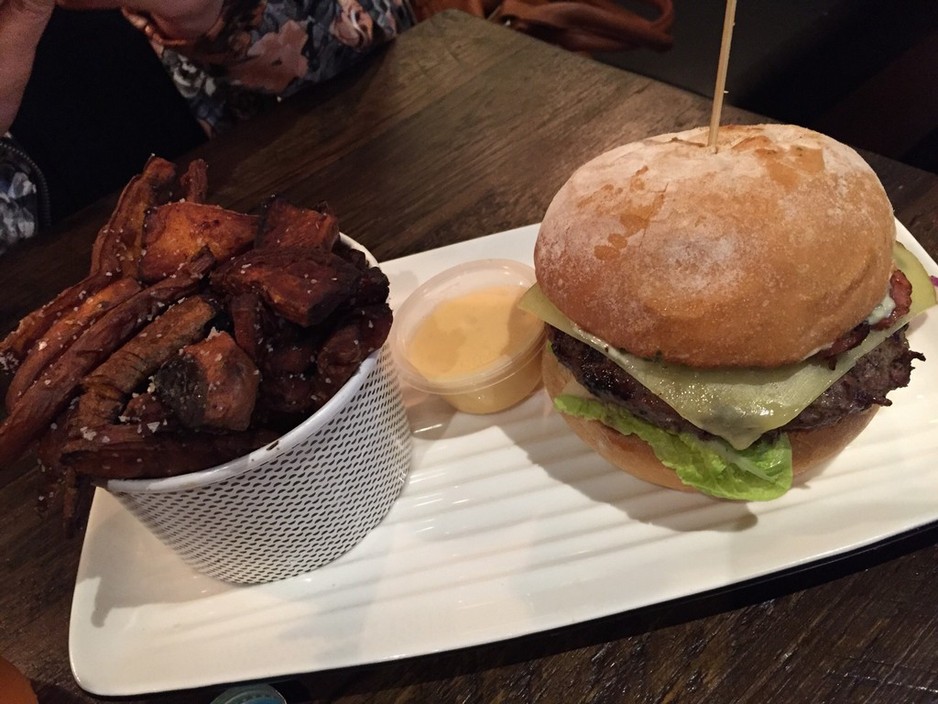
[410,0,674,54]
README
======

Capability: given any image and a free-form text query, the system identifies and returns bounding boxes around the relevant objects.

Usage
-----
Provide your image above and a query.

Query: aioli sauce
[404,285,544,413]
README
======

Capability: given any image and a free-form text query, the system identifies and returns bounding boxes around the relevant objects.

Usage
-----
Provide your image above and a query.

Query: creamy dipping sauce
[403,285,544,414]
[406,286,540,378]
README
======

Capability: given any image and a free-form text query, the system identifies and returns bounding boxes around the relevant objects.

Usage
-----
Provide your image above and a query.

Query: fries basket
[105,345,411,584]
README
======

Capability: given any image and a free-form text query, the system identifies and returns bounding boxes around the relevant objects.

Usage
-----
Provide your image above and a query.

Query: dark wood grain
[2,11,937,704]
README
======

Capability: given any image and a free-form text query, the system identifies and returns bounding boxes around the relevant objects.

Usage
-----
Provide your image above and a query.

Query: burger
[521,123,936,501]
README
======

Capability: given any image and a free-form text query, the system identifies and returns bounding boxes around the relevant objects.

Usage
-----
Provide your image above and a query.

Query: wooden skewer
[708,0,739,150]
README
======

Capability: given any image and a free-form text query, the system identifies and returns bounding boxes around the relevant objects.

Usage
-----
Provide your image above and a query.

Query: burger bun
[534,124,896,368]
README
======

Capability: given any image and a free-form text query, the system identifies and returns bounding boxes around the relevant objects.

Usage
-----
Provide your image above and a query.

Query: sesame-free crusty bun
[534,124,897,368]
[541,348,878,493]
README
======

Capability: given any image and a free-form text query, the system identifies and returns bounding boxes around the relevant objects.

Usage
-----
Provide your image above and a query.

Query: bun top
[534,124,896,367]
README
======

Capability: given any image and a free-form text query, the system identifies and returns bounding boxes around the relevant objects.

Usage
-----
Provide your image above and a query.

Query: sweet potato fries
[0,157,393,530]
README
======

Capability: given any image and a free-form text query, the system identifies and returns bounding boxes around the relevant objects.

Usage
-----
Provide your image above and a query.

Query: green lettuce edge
[554,394,793,501]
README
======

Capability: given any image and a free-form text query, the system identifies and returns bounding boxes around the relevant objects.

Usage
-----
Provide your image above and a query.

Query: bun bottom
[542,349,878,495]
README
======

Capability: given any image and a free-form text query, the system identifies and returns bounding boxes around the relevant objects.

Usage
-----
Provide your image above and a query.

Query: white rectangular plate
[70,223,938,696]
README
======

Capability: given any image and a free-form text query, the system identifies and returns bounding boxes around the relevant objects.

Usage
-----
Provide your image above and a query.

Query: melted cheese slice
[521,243,936,450]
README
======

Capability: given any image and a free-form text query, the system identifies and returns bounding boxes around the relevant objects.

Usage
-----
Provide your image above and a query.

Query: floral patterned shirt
[0,0,415,253]
[128,0,416,135]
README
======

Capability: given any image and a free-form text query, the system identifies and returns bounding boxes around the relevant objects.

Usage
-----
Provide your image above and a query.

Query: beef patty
[547,326,924,442]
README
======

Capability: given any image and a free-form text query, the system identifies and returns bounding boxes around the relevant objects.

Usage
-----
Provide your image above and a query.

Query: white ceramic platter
[70,223,938,696]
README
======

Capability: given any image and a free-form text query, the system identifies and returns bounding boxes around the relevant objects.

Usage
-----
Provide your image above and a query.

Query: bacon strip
[817,269,914,362]
[0,250,214,467]
[875,269,913,330]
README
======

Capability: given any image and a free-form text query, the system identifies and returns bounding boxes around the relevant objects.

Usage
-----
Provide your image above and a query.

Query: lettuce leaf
[554,394,793,501]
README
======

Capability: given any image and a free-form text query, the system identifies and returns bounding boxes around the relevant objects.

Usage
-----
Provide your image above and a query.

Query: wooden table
[2,11,938,703]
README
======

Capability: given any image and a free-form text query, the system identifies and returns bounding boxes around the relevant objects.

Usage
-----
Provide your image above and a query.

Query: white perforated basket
[105,345,411,584]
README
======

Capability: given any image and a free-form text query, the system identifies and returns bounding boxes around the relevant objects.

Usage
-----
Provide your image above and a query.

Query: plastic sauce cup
[391,260,545,414]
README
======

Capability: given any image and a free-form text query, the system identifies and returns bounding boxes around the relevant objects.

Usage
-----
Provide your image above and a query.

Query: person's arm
[0,0,55,248]
[55,0,224,39]
[0,0,55,135]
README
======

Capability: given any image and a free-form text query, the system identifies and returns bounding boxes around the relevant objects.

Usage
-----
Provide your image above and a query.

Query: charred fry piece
[0,250,215,467]
[37,412,116,537]
[58,390,177,504]
[153,331,260,432]
[228,292,269,364]
[61,468,95,538]
[91,156,178,277]
[66,294,220,437]
[69,384,126,434]
[180,159,209,203]
[0,272,114,373]
[332,240,369,270]
[326,243,390,308]
[138,202,257,282]
[35,410,71,517]
[308,303,393,408]
[121,392,175,427]
[36,406,95,535]
[265,334,318,375]
[352,302,394,352]
[255,313,322,376]
[347,265,391,309]
[256,197,339,251]
[85,294,221,397]
[63,427,278,479]
[211,248,361,327]
[5,277,142,413]
[320,303,393,364]
[259,371,316,416]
